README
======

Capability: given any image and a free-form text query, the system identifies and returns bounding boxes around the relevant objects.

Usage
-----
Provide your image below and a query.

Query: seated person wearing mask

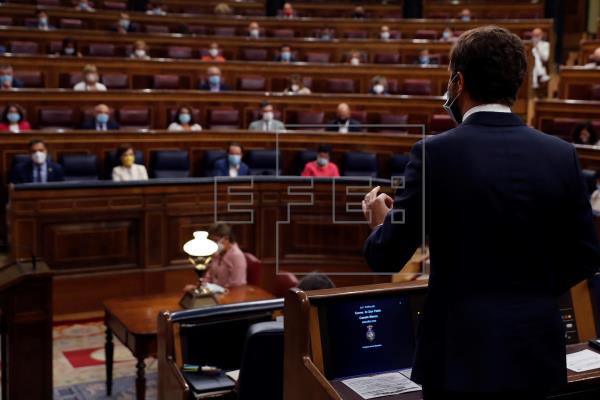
[584,47,600,68]
[199,66,231,92]
[284,74,311,95]
[75,0,95,11]
[203,223,248,288]
[115,13,138,33]
[370,76,389,95]
[168,106,202,131]
[0,104,31,132]
[326,103,362,133]
[248,101,285,132]
[36,10,53,30]
[0,65,24,89]
[11,139,64,184]
[60,37,82,57]
[274,45,296,63]
[73,64,107,91]
[112,143,148,181]
[301,144,340,177]
[212,142,249,177]
[81,104,120,131]
[130,40,150,60]
[415,49,436,65]
[201,42,226,62]
[248,21,261,38]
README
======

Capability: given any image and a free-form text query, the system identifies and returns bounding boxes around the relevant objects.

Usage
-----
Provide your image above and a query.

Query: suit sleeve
[557,147,600,294]
[363,141,425,272]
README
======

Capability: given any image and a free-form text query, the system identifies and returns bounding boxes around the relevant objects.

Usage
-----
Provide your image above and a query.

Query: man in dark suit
[198,66,231,92]
[212,142,250,177]
[273,44,296,63]
[11,139,64,184]
[0,65,24,89]
[362,26,600,399]
[325,103,361,133]
[80,103,120,131]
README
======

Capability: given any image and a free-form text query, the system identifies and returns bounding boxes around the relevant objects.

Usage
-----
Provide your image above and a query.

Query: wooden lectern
[0,260,53,400]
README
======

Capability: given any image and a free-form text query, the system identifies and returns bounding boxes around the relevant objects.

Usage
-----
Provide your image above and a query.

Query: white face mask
[381,31,390,40]
[209,48,219,58]
[250,29,259,38]
[262,111,274,121]
[217,239,225,253]
[85,73,98,83]
[135,49,146,58]
[32,151,47,165]
[373,84,385,94]
[350,57,360,65]
[291,84,300,92]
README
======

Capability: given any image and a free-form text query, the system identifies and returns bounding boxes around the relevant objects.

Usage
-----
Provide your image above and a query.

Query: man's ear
[457,72,465,94]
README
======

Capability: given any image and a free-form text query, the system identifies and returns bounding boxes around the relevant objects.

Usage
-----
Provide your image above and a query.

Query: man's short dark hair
[260,100,271,109]
[318,144,332,153]
[208,223,236,243]
[28,138,44,149]
[297,272,335,291]
[228,142,242,152]
[449,26,527,106]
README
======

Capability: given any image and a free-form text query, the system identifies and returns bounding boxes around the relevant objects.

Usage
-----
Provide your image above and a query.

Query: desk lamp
[179,231,219,309]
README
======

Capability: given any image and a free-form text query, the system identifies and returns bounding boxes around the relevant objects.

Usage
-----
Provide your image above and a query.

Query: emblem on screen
[366,325,376,342]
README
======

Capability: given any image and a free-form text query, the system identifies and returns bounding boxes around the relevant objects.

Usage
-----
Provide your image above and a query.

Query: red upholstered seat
[414,30,439,40]
[153,74,180,89]
[378,114,409,133]
[550,118,587,138]
[213,27,236,37]
[296,111,324,125]
[305,52,331,63]
[145,25,170,34]
[374,52,400,64]
[591,85,600,101]
[0,16,12,26]
[238,76,266,91]
[60,18,83,30]
[37,0,59,6]
[186,25,207,35]
[38,107,74,129]
[401,79,433,95]
[270,29,295,38]
[104,1,127,10]
[88,43,115,57]
[351,111,367,124]
[118,107,151,129]
[241,48,269,61]
[430,114,456,134]
[9,41,39,55]
[209,109,240,130]
[167,46,193,59]
[244,253,262,286]
[273,272,299,298]
[344,30,368,39]
[13,71,44,88]
[326,78,356,93]
[101,74,128,89]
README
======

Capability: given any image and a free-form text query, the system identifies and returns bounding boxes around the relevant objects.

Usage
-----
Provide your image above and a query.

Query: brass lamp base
[179,288,218,309]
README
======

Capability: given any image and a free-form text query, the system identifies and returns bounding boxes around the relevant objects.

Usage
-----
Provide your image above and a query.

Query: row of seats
[11,150,411,180]
[540,118,600,139]
[5,40,446,64]
[14,106,455,132]
[11,70,438,94]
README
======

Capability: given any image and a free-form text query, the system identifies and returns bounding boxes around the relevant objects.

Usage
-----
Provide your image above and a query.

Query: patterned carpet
[53,321,158,399]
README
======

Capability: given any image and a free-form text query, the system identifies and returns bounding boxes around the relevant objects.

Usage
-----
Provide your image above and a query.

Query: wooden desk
[422,2,544,19]
[103,284,273,400]
[558,67,600,100]
[579,40,600,65]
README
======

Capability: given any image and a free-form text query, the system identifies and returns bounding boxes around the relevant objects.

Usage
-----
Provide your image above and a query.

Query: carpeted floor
[53,321,157,399]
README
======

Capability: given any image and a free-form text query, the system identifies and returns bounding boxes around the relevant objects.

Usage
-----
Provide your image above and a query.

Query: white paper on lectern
[566,350,600,372]
[342,372,421,399]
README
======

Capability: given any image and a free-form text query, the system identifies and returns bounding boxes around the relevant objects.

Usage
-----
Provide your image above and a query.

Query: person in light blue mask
[36,10,53,30]
[0,104,31,132]
[199,66,231,92]
[80,104,120,131]
[212,142,250,177]
[168,106,202,132]
[415,49,436,66]
[115,13,138,33]
[459,8,472,21]
[0,65,24,89]
[275,45,296,63]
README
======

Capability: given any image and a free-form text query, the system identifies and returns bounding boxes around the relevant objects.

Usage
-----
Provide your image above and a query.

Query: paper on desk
[567,349,600,372]
[226,369,240,382]
[342,372,421,399]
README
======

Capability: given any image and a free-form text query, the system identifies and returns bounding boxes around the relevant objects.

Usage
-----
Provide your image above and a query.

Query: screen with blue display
[318,295,416,380]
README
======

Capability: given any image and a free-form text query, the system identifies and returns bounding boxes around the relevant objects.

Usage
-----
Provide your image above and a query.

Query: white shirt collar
[462,104,511,122]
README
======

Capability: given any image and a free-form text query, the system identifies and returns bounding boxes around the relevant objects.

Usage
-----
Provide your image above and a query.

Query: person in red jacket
[301,144,340,177]
[0,104,31,133]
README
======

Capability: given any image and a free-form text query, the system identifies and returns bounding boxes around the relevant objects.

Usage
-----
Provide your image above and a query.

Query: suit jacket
[212,158,250,177]
[198,82,231,91]
[325,118,362,132]
[10,159,64,184]
[248,119,286,132]
[80,117,120,130]
[273,55,297,62]
[363,112,600,393]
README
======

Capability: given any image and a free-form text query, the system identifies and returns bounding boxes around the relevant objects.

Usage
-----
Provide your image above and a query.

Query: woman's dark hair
[2,103,25,124]
[449,25,527,106]
[572,122,598,145]
[115,143,134,160]
[297,272,336,291]
[174,106,195,124]
[318,144,332,153]
[208,223,236,243]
